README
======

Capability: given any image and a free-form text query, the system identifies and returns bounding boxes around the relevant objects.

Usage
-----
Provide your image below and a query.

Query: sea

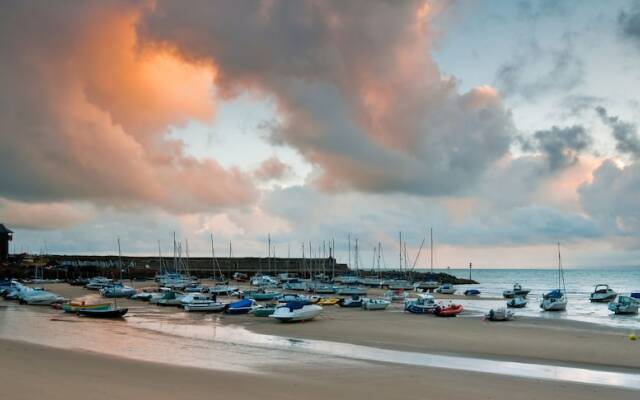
[423,267,640,329]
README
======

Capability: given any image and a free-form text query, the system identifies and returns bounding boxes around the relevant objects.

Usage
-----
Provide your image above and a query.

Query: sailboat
[414,228,440,292]
[540,242,568,312]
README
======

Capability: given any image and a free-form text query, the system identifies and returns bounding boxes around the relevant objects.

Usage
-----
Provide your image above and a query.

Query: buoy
[629,334,637,341]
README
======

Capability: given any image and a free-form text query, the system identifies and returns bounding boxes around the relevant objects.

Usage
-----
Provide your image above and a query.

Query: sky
[1,0,640,268]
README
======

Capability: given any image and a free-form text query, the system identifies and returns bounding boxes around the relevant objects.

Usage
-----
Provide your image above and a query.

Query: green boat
[254,304,278,317]
[244,290,281,301]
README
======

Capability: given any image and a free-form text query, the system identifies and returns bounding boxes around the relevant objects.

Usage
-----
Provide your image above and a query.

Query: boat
[282,279,307,291]
[589,284,617,303]
[359,277,384,287]
[386,280,414,291]
[180,293,212,306]
[334,275,359,285]
[20,289,65,305]
[251,275,278,287]
[436,283,456,295]
[77,307,128,318]
[316,297,340,305]
[277,294,312,304]
[183,301,226,312]
[62,301,111,313]
[631,292,640,300]
[540,243,568,312]
[434,303,464,317]
[506,296,527,308]
[100,283,136,298]
[338,295,363,308]
[336,286,367,296]
[254,303,278,317]
[233,272,248,282]
[404,294,438,314]
[130,292,154,301]
[183,284,207,293]
[486,308,514,321]
[85,277,113,290]
[242,289,281,301]
[226,298,257,315]
[156,291,184,306]
[384,289,408,302]
[608,296,639,315]
[503,283,531,299]
[414,280,441,292]
[306,282,337,294]
[362,298,390,310]
[208,285,238,296]
[464,289,481,297]
[269,301,322,322]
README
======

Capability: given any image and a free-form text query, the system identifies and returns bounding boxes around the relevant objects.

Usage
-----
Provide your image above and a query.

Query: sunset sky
[2,0,640,268]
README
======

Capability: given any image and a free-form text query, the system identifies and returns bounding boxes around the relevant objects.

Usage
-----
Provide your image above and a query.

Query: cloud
[253,157,293,181]
[0,198,95,230]
[495,34,584,99]
[0,1,256,213]
[618,1,640,48]
[595,106,640,159]
[137,1,514,196]
[531,125,592,171]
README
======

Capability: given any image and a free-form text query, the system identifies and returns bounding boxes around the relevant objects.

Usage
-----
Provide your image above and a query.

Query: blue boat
[464,289,481,297]
[631,293,640,300]
[225,299,256,315]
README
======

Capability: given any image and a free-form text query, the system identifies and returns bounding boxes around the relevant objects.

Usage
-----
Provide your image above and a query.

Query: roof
[0,224,13,234]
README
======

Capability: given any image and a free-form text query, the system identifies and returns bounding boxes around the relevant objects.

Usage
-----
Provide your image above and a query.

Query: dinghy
[436,283,456,295]
[77,307,128,318]
[506,296,527,308]
[608,296,639,315]
[589,284,617,303]
[502,283,531,299]
[362,298,390,310]
[486,308,514,321]
[404,294,438,314]
[338,295,364,308]
[464,289,481,297]
[269,301,322,322]
[434,303,464,317]
[226,298,257,315]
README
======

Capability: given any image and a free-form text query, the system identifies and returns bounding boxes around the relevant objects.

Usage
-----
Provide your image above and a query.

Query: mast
[117,237,123,281]
[210,233,216,280]
[172,232,177,274]
[268,233,271,275]
[185,238,190,277]
[354,238,359,278]
[399,231,402,272]
[157,240,163,275]
[348,234,351,271]
[430,228,434,274]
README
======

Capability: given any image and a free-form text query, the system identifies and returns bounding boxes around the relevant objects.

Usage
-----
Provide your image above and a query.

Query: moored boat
[336,286,368,296]
[404,294,438,314]
[316,297,340,305]
[503,283,531,299]
[506,296,527,308]
[243,289,281,301]
[541,243,568,312]
[434,303,464,317]
[464,289,481,297]
[62,301,111,313]
[338,295,363,308]
[226,298,257,315]
[589,284,617,303]
[77,307,128,318]
[254,303,278,317]
[486,308,514,321]
[608,296,639,315]
[183,301,226,312]
[436,283,456,295]
[362,298,390,310]
[269,301,322,322]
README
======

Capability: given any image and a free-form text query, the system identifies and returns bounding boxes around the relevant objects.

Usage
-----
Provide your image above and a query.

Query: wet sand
[1,338,637,400]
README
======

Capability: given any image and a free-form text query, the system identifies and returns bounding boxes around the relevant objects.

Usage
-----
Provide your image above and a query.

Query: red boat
[435,304,464,317]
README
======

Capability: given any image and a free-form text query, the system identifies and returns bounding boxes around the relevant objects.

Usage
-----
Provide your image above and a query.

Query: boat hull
[77,308,128,318]
[269,305,322,322]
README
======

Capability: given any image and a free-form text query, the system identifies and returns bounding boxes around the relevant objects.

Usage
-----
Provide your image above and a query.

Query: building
[0,224,12,264]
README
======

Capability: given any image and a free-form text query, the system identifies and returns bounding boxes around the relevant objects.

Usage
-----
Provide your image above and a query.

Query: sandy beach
[1,282,639,400]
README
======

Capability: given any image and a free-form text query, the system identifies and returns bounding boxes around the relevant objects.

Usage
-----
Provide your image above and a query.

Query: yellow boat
[317,297,340,305]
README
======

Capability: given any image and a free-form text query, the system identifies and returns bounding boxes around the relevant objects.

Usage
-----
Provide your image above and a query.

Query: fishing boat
[384,289,408,302]
[62,301,111,313]
[336,286,367,296]
[540,243,568,312]
[608,296,639,315]
[100,283,136,298]
[502,283,531,299]
[486,308,514,321]
[254,303,278,317]
[464,289,481,297]
[316,297,340,305]
[77,307,128,318]
[338,295,363,308]
[269,301,322,322]
[404,294,438,314]
[242,289,281,301]
[436,283,456,295]
[362,298,390,310]
[226,298,257,315]
[506,296,527,308]
[434,303,464,317]
[589,284,617,303]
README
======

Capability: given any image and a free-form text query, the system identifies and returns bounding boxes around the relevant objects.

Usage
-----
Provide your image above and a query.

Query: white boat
[85,277,113,290]
[540,243,568,312]
[362,298,390,310]
[414,280,440,292]
[589,284,617,303]
[251,275,278,287]
[502,283,531,298]
[404,294,438,314]
[360,277,384,287]
[156,273,193,289]
[100,283,136,298]
[436,283,456,295]
[180,293,212,307]
[183,300,226,312]
[608,296,639,315]
[21,289,64,305]
[486,308,515,321]
[506,296,527,308]
[269,303,322,322]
